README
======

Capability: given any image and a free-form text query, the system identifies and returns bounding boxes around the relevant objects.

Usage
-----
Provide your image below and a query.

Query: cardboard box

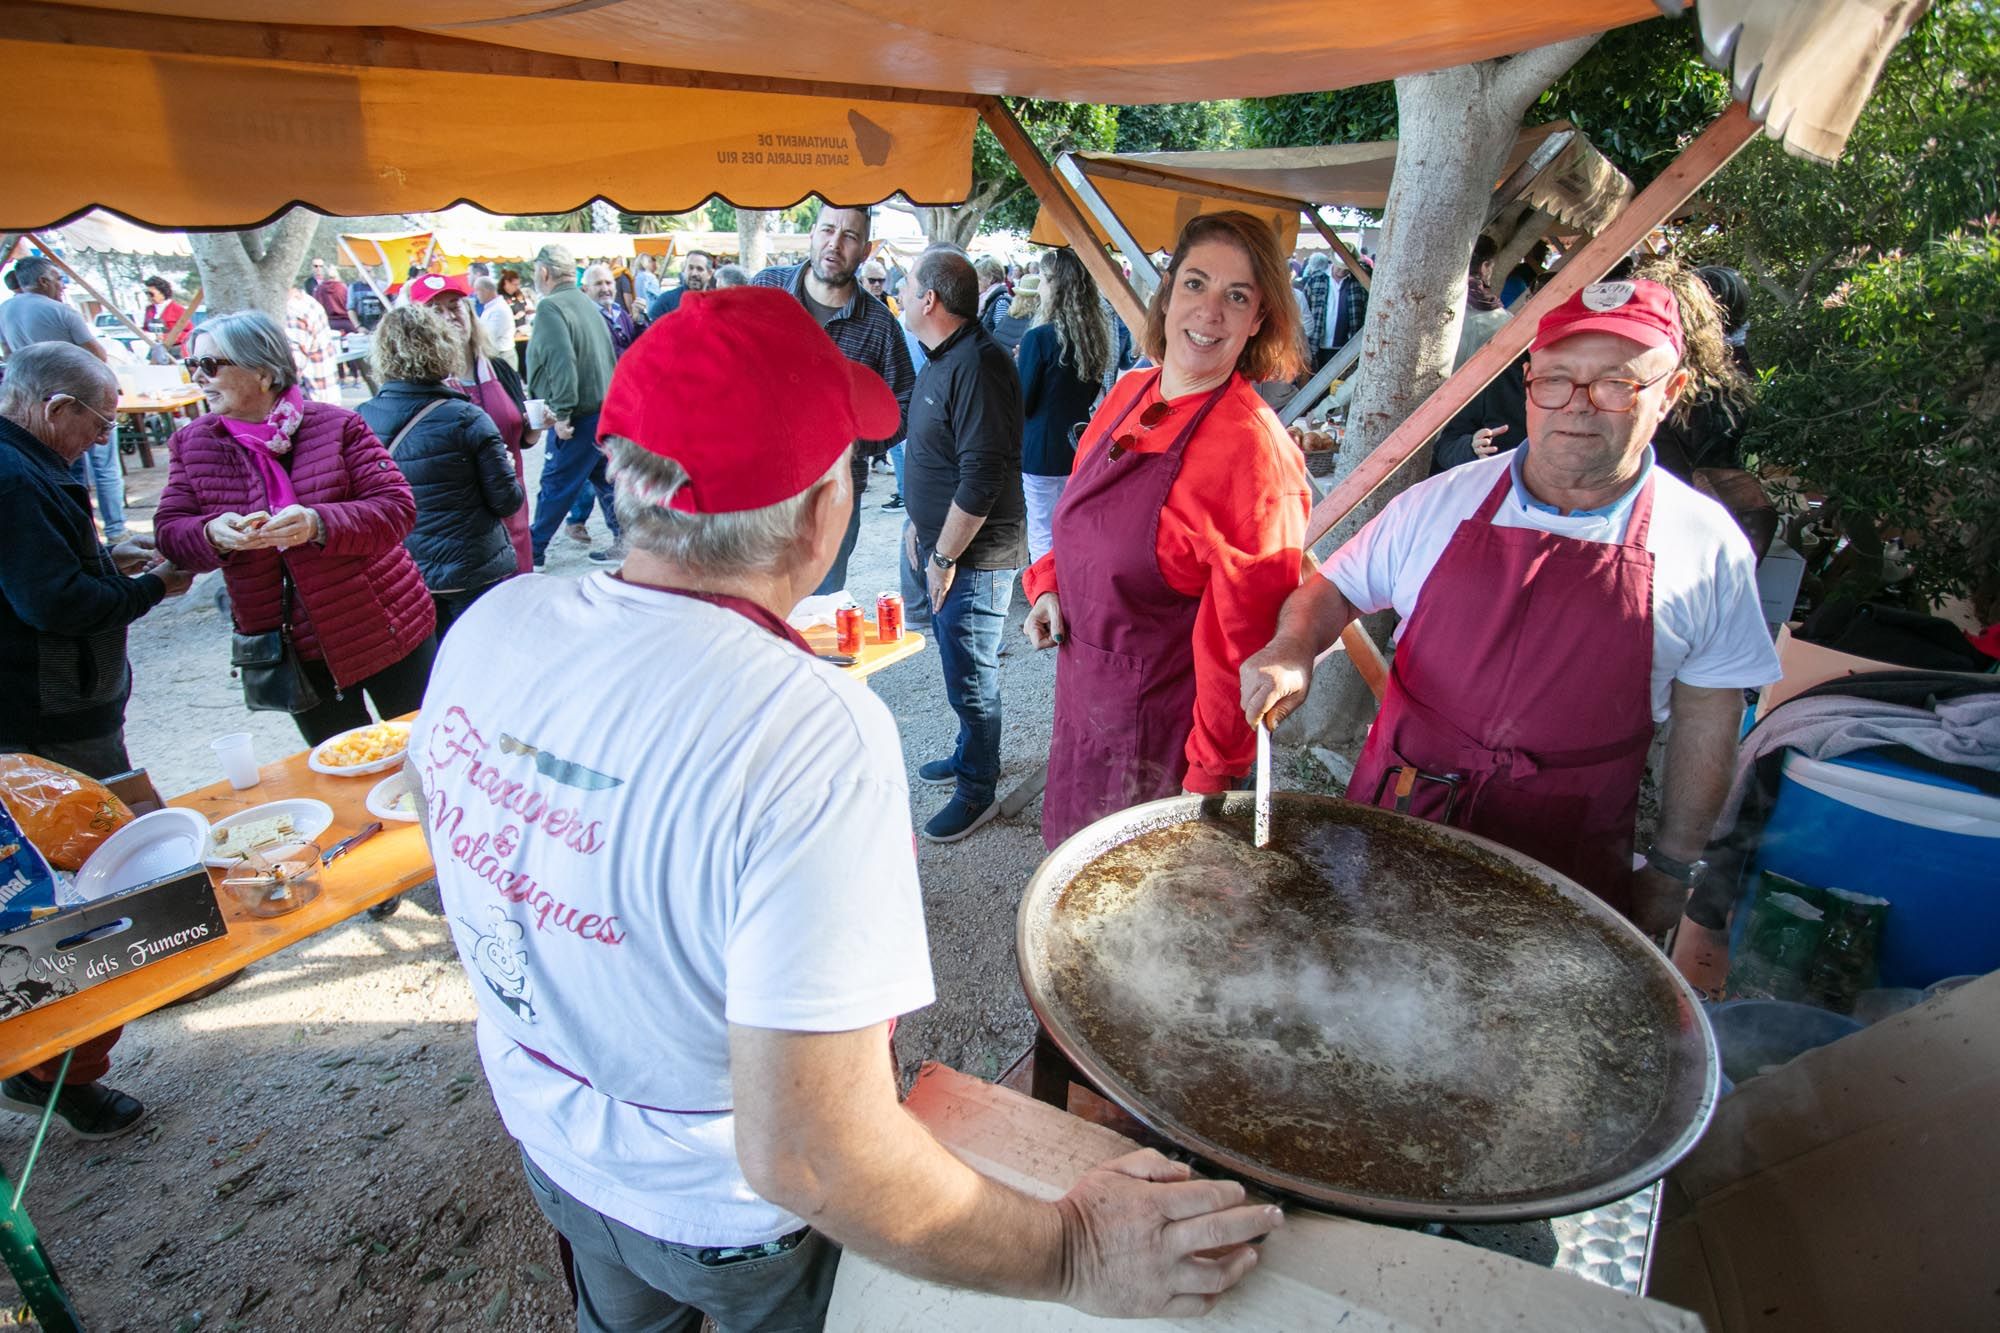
[1754,624,1906,719]
[1648,972,2000,1331]
[0,866,228,1018]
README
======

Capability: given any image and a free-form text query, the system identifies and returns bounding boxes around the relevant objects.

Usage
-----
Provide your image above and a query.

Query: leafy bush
[1750,222,2000,617]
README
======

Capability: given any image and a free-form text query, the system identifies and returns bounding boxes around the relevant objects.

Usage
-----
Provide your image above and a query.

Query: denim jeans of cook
[70,439,128,537]
[811,453,870,596]
[909,536,1013,807]
[889,441,907,496]
[519,1150,839,1333]
[529,410,619,559]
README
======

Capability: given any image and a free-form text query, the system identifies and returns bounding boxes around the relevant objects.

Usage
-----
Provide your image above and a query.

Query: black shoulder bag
[232,566,322,714]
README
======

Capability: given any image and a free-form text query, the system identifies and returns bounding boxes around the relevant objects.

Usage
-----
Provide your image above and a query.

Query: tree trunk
[736,209,774,272]
[186,208,321,320]
[1295,40,1598,756]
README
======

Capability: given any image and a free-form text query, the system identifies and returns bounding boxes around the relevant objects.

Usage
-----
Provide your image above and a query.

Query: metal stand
[1,1048,85,1332]
[1028,1026,1076,1109]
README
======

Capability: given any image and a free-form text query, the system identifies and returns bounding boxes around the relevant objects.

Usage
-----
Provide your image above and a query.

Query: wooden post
[25,232,158,351]
[1302,102,1761,551]
[978,96,1148,334]
[1304,210,1372,292]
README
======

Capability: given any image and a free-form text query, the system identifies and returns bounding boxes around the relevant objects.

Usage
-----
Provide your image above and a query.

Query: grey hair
[472,275,499,298]
[1304,252,1331,275]
[914,246,978,320]
[195,310,299,391]
[0,341,116,417]
[712,264,751,289]
[8,256,59,289]
[605,435,846,573]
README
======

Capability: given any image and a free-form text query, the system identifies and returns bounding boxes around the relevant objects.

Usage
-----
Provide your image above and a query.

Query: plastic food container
[218,839,323,917]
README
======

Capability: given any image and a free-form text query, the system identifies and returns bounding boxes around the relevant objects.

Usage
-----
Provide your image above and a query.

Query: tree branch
[1490,34,1602,115]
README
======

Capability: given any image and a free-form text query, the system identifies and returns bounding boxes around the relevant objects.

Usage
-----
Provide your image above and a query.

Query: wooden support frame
[1055,153,1160,302]
[1303,103,1761,551]
[24,232,157,352]
[979,97,1149,333]
[1280,333,1365,427]
[1304,210,1372,291]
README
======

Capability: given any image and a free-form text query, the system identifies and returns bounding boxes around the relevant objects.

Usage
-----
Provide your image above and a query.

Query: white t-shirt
[1322,451,1781,720]
[477,295,515,351]
[412,573,935,1247]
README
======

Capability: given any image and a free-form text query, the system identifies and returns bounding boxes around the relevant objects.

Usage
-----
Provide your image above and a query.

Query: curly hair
[1624,254,1752,421]
[1141,211,1304,383]
[370,305,462,384]
[1037,248,1112,385]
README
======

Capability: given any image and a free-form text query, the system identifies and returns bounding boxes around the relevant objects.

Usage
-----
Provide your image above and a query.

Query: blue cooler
[1754,749,2000,988]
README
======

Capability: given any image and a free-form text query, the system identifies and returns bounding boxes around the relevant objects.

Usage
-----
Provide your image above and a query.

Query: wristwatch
[930,551,957,571]
[1644,845,1709,886]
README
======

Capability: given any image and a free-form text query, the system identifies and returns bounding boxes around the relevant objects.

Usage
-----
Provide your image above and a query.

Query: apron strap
[1390,675,1657,782]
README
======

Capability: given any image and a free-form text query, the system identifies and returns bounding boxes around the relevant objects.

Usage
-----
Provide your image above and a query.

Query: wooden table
[800,621,925,678]
[114,388,204,468]
[0,754,434,1083]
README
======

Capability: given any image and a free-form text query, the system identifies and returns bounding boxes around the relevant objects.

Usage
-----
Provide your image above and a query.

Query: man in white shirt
[413,287,1277,1331]
[472,274,515,364]
[1243,276,1780,938]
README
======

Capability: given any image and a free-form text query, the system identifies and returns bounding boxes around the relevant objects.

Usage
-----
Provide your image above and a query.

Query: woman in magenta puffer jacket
[155,311,437,747]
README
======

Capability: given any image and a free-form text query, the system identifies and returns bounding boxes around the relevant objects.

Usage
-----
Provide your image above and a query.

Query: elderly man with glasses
[1242,276,1780,944]
[0,342,195,1139]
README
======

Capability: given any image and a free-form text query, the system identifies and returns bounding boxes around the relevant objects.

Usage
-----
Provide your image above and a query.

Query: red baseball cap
[1531,279,1684,356]
[406,273,472,304]
[598,287,899,514]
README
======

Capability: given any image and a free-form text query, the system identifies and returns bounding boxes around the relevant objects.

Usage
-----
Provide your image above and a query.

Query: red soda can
[836,605,865,656]
[876,592,904,644]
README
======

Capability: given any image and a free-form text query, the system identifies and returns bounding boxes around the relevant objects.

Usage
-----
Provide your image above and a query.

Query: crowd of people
[1,201,1784,1327]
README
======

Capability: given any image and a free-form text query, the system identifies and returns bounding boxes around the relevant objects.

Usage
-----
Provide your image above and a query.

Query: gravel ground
[1,431,1095,1330]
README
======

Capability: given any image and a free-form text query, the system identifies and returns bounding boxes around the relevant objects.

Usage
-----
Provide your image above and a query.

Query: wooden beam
[1077,156,1314,215]
[979,97,1148,333]
[1304,210,1372,293]
[5,1,984,109]
[1339,623,1390,701]
[1302,102,1762,551]
[1054,154,1159,303]
[1279,331,1363,426]
[25,232,157,350]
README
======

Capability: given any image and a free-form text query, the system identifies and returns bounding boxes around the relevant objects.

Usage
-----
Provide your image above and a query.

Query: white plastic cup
[212,732,261,790]
[524,398,553,430]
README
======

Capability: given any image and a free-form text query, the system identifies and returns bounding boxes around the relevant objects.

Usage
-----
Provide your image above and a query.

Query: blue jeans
[811,453,870,596]
[528,410,619,560]
[918,542,1014,807]
[70,439,127,538]
[889,441,906,496]
[566,492,597,526]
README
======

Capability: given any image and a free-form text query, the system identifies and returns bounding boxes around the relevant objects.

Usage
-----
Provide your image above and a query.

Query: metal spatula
[1254,714,1273,849]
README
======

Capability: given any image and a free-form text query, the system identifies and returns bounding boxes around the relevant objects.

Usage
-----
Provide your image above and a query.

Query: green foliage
[1110,101,1243,154]
[1530,20,1728,187]
[1749,222,2000,612]
[972,99,1119,234]
[500,209,594,232]
[1239,83,1396,152]
[1682,0,2000,610]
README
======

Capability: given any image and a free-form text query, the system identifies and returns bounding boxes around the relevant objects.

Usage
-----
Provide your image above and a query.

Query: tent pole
[977,97,1148,334]
[1280,334,1364,428]
[25,232,158,351]
[337,237,389,312]
[1054,154,1160,302]
[1303,211,1372,293]
[1302,101,1760,552]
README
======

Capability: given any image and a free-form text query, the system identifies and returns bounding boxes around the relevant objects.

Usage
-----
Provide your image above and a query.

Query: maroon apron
[458,362,534,574]
[1346,466,1658,918]
[1042,371,1231,849]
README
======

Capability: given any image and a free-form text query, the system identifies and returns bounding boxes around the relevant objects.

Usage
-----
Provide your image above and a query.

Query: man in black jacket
[898,247,1027,843]
[0,342,192,1139]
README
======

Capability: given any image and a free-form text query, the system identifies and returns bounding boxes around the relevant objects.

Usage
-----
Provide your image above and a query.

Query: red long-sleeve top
[1023,373,1312,792]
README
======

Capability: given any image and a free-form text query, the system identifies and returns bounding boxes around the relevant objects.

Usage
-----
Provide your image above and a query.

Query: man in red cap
[409,286,1277,1330]
[1242,277,1780,938]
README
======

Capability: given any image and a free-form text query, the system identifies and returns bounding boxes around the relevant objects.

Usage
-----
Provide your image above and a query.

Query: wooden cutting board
[825,1064,1702,1332]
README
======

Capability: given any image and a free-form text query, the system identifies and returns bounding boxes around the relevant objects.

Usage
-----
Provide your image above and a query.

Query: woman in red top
[1023,211,1312,847]
[139,275,191,355]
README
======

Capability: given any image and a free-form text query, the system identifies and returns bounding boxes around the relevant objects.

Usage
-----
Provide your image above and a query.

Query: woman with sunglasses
[154,311,435,747]
[1022,211,1312,848]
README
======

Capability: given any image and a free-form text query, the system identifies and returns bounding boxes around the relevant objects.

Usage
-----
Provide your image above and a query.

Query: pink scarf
[218,386,306,511]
